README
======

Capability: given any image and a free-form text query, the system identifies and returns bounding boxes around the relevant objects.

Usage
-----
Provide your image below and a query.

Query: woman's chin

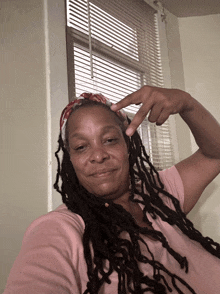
[89,183,129,201]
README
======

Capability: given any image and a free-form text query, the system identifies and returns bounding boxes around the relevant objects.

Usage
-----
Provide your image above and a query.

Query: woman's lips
[90,169,117,178]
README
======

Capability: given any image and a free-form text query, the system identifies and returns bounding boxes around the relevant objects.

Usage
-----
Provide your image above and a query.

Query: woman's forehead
[67,105,122,133]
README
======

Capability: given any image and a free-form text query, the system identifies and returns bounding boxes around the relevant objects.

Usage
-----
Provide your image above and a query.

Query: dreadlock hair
[54,100,220,294]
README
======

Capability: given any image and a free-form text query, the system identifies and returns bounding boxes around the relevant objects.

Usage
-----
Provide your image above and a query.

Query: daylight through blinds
[66,0,175,170]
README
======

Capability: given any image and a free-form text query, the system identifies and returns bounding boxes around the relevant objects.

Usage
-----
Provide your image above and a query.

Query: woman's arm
[175,96,220,213]
[3,212,85,294]
[111,86,220,214]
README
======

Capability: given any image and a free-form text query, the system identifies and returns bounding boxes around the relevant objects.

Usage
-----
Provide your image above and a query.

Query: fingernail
[111,104,117,111]
[126,128,133,137]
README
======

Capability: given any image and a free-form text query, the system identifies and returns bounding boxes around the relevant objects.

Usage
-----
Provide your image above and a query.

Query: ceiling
[158,0,220,17]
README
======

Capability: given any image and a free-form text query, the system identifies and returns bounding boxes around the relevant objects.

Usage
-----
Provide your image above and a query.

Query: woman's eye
[75,145,86,152]
[105,138,118,144]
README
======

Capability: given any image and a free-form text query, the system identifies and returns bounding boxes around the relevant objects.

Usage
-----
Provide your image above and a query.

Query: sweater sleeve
[3,208,87,294]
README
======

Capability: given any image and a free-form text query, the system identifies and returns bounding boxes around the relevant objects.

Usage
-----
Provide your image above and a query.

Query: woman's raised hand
[111,86,193,136]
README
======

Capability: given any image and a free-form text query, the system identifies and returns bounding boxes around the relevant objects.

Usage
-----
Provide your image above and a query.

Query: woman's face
[67,105,130,201]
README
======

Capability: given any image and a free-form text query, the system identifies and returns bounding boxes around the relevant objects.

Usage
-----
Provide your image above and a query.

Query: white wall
[178,14,220,242]
[0,0,68,291]
[164,10,193,162]
[165,10,220,243]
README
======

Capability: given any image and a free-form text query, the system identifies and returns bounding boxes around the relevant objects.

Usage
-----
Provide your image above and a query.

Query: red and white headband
[60,92,128,140]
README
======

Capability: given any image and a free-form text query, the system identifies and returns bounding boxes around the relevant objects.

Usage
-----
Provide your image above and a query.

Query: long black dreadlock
[54,102,220,294]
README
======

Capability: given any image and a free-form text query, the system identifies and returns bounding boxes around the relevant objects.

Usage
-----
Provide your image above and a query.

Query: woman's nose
[89,146,110,163]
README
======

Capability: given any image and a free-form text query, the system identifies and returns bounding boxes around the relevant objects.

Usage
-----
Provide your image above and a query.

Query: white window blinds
[66,0,175,170]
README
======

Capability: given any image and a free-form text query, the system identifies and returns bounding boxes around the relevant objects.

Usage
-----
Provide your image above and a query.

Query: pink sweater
[4,166,220,293]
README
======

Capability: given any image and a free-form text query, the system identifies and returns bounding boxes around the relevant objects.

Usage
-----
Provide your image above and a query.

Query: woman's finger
[111,86,155,112]
[111,91,141,112]
[148,104,163,123]
[155,110,171,126]
[126,101,153,136]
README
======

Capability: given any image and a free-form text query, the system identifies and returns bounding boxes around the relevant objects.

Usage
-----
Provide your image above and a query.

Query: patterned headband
[60,92,128,141]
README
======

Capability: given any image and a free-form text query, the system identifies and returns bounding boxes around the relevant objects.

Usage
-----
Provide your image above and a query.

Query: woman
[4,86,220,293]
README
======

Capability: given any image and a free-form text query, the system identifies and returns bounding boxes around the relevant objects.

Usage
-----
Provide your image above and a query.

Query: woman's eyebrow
[69,125,121,140]
[69,133,85,140]
[101,125,121,134]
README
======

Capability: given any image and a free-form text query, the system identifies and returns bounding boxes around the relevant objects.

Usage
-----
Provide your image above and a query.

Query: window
[66,0,175,170]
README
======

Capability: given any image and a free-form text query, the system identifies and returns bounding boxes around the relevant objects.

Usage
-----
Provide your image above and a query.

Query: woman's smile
[90,168,117,178]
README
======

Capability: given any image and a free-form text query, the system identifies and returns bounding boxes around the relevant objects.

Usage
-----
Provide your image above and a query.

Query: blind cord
[87,0,93,79]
